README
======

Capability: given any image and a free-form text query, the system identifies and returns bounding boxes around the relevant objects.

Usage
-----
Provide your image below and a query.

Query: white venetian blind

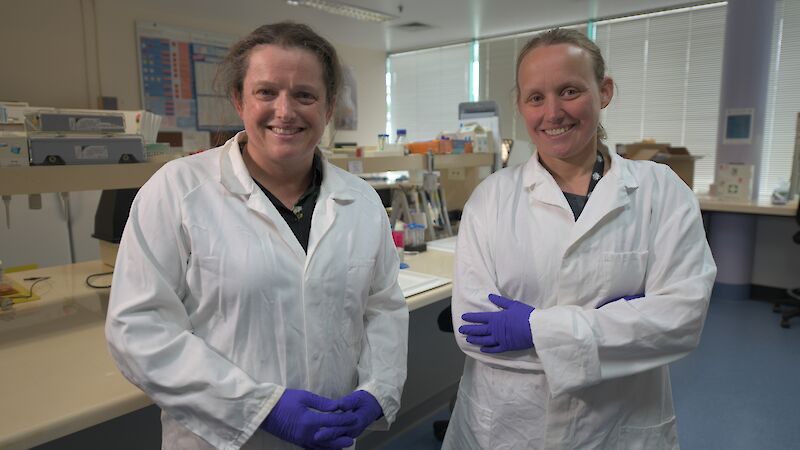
[388,43,472,142]
[762,0,800,200]
[595,4,727,192]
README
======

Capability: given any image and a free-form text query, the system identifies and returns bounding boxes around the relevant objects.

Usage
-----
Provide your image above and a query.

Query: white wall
[0,0,386,269]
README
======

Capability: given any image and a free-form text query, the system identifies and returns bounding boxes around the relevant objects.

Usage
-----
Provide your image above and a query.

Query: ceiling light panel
[287,0,396,23]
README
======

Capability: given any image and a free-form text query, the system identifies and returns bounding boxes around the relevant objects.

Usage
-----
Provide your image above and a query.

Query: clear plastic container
[405,223,427,251]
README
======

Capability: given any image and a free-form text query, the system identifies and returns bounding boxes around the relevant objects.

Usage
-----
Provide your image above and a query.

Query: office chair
[778,200,800,329]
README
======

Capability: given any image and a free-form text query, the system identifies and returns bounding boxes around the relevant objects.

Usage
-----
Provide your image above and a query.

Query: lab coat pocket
[451,386,494,449]
[600,251,649,300]
[618,415,677,449]
[340,259,375,345]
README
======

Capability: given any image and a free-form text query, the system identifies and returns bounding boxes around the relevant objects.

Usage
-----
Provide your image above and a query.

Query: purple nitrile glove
[314,390,384,442]
[459,293,535,353]
[596,293,645,309]
[261,389,357,449]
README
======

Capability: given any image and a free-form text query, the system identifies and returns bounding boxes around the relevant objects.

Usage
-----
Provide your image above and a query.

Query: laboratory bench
[697,194,797,217]
[0,251,460,450]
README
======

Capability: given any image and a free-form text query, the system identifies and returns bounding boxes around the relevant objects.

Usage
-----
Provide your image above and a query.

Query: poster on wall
[136,21,241,131]
[334,65,357,130]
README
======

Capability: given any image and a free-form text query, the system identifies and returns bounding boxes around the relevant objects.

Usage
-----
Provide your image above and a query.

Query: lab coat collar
[567,150,639,239]
[520,147,639,203]
[218,131,254,196]
[520,147,640,250]
[218,131,356,203]
[218,132,357,261]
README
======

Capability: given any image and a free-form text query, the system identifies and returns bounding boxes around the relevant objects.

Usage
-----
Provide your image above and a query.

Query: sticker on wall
[723,108,754,145]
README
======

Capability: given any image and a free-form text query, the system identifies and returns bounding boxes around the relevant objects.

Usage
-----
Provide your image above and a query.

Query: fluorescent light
[286,0,396,23]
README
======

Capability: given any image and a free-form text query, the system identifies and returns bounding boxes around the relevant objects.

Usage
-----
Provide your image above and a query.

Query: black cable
[86,271,114,289]
[5,277,51,303]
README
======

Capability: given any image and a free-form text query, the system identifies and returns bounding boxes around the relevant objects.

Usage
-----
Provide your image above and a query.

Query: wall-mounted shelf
[0,162,165,195]
[0,153,496,196]
[327,152,495,173]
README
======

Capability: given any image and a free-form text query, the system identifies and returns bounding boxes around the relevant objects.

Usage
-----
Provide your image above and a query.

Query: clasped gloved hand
[261,389,357,449]
[460,293,535,353]
[314,390,383,443]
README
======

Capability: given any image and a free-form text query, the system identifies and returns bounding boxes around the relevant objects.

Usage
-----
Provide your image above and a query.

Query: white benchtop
[0,251,454,449]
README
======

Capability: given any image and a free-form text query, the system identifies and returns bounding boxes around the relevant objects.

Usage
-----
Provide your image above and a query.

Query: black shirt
[253,153,323,253]
[562,151,605,221]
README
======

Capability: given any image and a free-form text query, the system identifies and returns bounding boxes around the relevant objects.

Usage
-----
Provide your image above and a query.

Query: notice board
[136,21,242,131]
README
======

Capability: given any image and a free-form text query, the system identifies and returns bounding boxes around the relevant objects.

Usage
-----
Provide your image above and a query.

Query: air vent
[392,22,433,31]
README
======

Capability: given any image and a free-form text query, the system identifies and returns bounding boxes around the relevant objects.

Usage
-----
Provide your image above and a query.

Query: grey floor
[380,297,800,450]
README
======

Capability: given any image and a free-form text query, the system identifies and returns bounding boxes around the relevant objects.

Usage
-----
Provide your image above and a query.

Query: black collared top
[252,153,324,253]
[562,150,605,221]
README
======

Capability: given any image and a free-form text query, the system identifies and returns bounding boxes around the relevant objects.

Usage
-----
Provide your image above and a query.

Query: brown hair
[515,28,608,140]
[217,21,342,113]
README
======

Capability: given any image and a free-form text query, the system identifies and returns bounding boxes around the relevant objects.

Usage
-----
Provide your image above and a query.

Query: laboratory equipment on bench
[387,151,453,244]
[24,108,148,165]
[28,135,145,165]
[25,111,126,133]
[458,101,501,171]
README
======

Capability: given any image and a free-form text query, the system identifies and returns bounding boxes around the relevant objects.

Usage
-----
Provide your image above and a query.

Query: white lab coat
[443,151,716,449]
[105,132,408,450]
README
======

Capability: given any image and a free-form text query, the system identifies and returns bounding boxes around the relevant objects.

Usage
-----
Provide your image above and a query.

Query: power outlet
[448,168,465,180]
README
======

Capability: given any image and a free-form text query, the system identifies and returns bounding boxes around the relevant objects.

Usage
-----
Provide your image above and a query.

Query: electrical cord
[9,277,51,299]
[85,271,114,289]
[1,277,51,310]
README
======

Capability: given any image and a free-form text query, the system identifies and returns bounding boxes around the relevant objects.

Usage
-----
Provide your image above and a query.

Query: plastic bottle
[395,129,407,145]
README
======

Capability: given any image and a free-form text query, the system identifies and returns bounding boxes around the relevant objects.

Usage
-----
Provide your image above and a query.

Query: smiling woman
[444,28,717,449]
[104,21,408,450]
[235,44,331,205]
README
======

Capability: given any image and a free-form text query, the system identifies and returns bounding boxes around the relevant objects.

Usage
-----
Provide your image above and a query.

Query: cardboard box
[0,132,30,167]
[622,142,700,189]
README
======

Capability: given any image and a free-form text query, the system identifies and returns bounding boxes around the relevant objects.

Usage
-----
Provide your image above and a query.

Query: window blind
[596,4,727,193]
[762,0,800,199]
[388,43,472,142]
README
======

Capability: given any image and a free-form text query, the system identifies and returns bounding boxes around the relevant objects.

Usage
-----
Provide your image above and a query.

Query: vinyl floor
[379,297,800,450]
